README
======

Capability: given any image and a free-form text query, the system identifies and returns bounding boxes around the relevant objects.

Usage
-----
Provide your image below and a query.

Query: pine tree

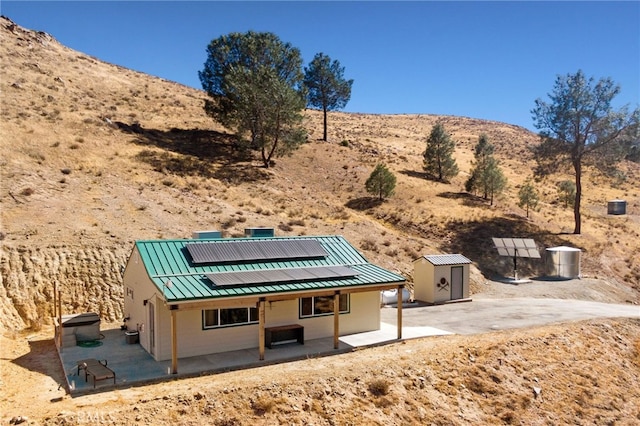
[483,157,507,206]
[466,134,505,201]
[557,180,576,208]
[518,179,539,218]
[304,53,353,141]
[423,122,459,182]
[365,164,396,201]
[199,31,307,168]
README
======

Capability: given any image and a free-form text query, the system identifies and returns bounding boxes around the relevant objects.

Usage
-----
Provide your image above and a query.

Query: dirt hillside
[1,318,639,425]
[1,15,639,424]
[1,15,638,331]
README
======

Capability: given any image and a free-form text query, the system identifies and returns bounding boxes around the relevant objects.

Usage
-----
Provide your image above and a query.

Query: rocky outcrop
[0,243,129,331]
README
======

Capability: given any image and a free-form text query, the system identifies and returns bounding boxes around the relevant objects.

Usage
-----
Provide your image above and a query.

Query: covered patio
[58,313,451,395]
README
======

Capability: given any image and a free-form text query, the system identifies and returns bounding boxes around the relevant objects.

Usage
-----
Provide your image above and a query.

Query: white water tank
[545,246,581,279]
[380,288,411,305]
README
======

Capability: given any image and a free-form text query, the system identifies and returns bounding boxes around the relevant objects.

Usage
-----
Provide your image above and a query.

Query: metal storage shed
[413,254,472,304]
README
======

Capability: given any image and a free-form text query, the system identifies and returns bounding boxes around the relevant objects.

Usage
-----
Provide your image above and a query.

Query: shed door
[451,266,463,300]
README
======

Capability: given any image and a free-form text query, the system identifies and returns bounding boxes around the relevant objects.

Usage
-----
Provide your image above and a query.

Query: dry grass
[2,319,639,424]
[1,15,640,425]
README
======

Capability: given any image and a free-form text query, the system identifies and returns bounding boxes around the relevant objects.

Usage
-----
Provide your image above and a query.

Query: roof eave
[163,279,406,307]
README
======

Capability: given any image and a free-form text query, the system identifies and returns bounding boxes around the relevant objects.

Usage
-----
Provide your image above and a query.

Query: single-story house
[413,254,472,304]
[122,234,406,373]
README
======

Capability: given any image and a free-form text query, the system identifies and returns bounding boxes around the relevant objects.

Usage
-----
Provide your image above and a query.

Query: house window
[299,294,349,318]
[202,307,258,329]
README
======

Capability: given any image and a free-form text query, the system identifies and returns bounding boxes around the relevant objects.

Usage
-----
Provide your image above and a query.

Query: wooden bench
[265,324,304,349]
[78,359,115,388]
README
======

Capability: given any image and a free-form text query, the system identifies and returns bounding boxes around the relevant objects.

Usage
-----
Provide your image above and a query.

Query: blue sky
[3,1,639,130]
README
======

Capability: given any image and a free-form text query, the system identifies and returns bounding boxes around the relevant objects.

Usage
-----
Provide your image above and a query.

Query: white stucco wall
[151,291,383,361]
[122,247,162,357]
[413,259,435,302]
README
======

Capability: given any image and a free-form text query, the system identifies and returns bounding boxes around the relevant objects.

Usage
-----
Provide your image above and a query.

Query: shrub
[360,238,377,252]
[278,223,293,232]
[221,218,237,229]
[368,378,390,396]
[251,397,276,415]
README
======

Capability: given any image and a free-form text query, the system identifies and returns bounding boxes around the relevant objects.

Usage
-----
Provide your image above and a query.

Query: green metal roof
[134,235,406,303]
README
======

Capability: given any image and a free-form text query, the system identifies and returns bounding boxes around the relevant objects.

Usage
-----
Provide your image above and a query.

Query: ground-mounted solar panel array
[492,237,540,258]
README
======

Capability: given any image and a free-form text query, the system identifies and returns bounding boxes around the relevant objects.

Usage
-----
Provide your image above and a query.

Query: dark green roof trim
[134,236,406,303]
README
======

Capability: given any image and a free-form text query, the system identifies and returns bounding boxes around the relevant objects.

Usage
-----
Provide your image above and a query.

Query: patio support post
[53,282,57,319]
[397,285,403,340]
[333,291,340,349]
[258,298,265,360]
[53,282,58,348]
[57,288,62,351]
[170,306,178,374]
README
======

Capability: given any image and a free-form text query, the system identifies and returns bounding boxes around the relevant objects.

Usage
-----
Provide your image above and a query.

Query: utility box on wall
[413,254,472,304]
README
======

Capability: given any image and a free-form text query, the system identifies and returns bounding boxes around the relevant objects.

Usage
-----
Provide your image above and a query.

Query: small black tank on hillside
[607,199,627,215]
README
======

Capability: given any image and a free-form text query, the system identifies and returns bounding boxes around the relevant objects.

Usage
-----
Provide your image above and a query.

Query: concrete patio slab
[59,319,444,395]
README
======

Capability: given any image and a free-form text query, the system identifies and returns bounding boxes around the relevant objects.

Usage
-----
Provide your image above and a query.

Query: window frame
[202,307,258,329]
[299,294,350,318]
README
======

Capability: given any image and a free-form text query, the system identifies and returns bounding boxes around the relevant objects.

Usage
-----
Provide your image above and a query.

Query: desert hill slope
[1,15,639,331]
[1,16,640,426]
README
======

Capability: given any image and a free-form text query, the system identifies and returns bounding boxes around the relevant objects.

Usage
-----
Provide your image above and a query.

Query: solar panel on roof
[186,239,328,264]
[492,238,541,258]
[206,266,359,287]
